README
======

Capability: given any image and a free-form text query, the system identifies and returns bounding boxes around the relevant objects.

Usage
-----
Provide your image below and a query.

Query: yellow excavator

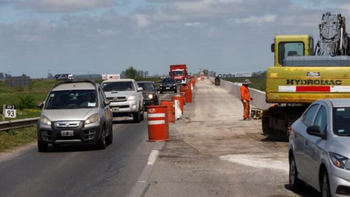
[263,12,350,140]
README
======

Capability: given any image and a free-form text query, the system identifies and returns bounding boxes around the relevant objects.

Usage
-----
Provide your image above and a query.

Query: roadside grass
[0,126,37,152]
[222,77,266,91]
[4,109,41,121]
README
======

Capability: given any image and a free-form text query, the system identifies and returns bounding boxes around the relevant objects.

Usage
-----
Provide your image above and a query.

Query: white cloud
[135,14,151,27]
[229,14,277,25]
[16,0,116,13]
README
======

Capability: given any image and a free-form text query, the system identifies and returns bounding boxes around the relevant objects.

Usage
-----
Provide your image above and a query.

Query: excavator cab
[271,35,314,67]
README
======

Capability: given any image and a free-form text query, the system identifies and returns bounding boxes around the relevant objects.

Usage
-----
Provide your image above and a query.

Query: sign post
[2,104,5,121]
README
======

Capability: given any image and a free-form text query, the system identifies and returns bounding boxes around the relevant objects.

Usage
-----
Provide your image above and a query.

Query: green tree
[123,66,141,80]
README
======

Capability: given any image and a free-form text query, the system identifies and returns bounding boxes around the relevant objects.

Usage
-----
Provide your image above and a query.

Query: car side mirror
[271,43,275,52]
[38,102,44,109]
[137,87,143,92]
[104,100,111,106]
[307,125,326,139]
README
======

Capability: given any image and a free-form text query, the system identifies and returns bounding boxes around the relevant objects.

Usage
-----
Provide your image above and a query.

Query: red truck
[169,64,187,85]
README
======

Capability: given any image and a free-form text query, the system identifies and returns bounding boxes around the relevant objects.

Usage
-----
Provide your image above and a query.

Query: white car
[289,99,350,197]
[101,79,144,123]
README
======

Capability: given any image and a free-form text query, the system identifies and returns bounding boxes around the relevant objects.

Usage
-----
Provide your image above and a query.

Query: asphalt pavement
[0,82,321,197]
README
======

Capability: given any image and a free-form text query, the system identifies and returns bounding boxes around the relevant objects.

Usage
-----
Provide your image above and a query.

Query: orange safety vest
[240,85,251,101]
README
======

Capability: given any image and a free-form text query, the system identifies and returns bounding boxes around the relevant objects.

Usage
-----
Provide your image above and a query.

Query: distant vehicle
[169,64,187,85]
[37,80,113,152]
[102,74,120,80]
[289,99,350,197]
[159,77,177,94]
[54,74,74,80]
[137,81,159,108]
[101,79,144,123]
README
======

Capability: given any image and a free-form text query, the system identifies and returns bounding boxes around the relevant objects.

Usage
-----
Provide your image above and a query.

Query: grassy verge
[0,126,37,152]
[222,77,266,91]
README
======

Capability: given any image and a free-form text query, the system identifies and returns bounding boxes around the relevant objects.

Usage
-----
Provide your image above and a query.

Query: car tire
[97,128,106,149]
[133,111,141,123]
[160,90,163,94]
[321,170,331,197]
[289,155,304,191]
[174,89,177,93]
[106,126,113,145]
[38,141,48,152]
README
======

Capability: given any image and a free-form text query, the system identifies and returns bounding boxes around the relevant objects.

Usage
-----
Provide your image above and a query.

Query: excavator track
[262,105,308,142]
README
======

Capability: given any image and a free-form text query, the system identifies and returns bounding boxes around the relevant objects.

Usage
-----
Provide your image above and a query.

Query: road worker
[240,79,253,120]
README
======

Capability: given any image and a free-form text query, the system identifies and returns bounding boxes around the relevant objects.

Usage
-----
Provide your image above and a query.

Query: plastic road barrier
[172,94,184,113]
[179,92,186,104]
[147,106,169,141]
[180,86,192,103]
[173,100,182,120]
[160,100,175,123]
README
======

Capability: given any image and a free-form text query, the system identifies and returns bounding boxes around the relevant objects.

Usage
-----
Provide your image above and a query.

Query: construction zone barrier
[180,86,192,103]
[147,106,169,141]
[160,100,175,123]
[171,94,184,113]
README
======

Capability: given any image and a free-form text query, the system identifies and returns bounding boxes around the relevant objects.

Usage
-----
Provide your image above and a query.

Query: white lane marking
[148,113,166,118]
[148,120,165,125]
[147,150,159,165]
[219,154,288,173]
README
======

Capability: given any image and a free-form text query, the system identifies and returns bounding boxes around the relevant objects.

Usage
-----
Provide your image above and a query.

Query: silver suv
[289,99,350,197]
[37,80,113,152]
[101,79,144,122]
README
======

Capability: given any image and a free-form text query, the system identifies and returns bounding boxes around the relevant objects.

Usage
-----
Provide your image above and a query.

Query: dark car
[159,77,177,94]
[137,81,159,107]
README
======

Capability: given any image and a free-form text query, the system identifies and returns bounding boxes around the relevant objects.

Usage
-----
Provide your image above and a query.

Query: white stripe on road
[148,120,165,125]
[147,150,159,165]
[147,113,166,118]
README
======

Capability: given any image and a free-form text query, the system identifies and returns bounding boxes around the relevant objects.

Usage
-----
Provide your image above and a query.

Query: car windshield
[172,71,183,76]
[162,78,175,83]
[137,83,155,91]
[102,82,134,91]
[333,107,350,136]
[45,90,97,109]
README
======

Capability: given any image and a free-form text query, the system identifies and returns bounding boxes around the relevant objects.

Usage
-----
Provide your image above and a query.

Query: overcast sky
[0,0,349,78]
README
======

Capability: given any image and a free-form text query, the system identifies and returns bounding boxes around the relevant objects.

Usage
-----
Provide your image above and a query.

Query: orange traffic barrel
[180,86,192,103]
[147,105,169,141]
[179,92,186,104]
[160,100,175,123]
[172,94,184,113]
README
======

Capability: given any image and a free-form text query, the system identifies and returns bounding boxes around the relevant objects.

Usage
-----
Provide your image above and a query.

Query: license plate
[166,87,170,89]
[61,130,74,137]
[112,107,120,111]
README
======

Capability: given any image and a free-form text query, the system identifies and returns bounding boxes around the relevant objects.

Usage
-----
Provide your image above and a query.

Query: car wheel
[289,155,304,191]
[321,171,331,197]
[38,141,48,152]
[133,111,141,123]
[97,128,106,149]
[174,89,177,93]
[160,91,163,94]
[106,125,113,145]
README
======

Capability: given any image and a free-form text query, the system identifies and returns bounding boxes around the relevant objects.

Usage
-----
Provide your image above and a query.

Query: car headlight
[173,84,176,86]
[85,114,99,125]
[40,116,51,126]
[127,96,136,101]
[148,94,154,99]
[329,152,350,170]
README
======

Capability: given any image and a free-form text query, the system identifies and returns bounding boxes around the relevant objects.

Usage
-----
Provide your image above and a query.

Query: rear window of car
[102,82,134,91]
[333,107,350,136]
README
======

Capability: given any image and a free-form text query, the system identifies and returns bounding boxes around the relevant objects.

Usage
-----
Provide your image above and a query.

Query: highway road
[0,80,321,197]
[0,92,173,197]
